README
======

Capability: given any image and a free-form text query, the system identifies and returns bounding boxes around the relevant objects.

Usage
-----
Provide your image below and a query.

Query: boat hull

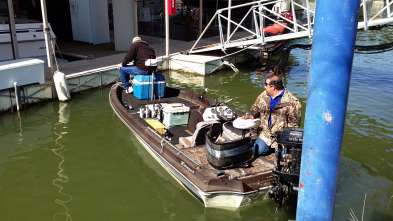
[109,83,275,209]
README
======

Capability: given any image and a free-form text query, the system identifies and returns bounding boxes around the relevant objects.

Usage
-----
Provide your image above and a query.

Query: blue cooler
[132,73,166,99]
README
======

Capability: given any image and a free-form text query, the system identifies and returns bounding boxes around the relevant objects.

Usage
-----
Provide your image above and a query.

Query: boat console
[202,104,236,122]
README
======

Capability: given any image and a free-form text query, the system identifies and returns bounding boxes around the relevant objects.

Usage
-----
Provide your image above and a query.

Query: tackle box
[133,73,166,100]
[162,103,190,127]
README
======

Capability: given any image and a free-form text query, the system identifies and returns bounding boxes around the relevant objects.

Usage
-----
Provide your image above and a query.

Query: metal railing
[147,127,202,169]
[68,71,119,93]
[189,0,315,54]
[360,0,393,30]
[189,0,393,54]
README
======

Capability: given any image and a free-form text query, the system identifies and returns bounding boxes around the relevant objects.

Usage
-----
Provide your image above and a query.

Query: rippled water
[0,26,392,220]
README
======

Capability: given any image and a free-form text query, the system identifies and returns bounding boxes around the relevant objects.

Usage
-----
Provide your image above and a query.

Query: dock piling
[296,0,361,220]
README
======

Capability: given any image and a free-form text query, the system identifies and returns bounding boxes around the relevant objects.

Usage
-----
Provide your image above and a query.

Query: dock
[1,0,392,112]
[0,33,250,112]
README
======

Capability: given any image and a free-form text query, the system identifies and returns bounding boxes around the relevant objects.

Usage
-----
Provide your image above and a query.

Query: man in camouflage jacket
[242,74,301,156]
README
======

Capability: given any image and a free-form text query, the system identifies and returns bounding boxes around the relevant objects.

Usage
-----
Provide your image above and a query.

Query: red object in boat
[263,22,288,35]
[263,12,293,35]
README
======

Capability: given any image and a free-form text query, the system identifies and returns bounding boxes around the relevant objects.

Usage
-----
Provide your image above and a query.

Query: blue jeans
[254,138,287,157]
[253,138,270,156]
[119,66,151,89]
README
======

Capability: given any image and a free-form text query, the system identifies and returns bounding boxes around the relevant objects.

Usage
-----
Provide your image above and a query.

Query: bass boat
[109,74,303,209]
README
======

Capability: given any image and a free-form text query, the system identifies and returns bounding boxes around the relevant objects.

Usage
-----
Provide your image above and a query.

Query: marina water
[0,27,392,220]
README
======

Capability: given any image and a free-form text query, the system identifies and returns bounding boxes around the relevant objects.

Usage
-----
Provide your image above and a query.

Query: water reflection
[165,70,206,88]
[52,102,72,221]
[58,102,71,124]
[17,112,23,139]
[336,156,393,220]
[0,110,50,165]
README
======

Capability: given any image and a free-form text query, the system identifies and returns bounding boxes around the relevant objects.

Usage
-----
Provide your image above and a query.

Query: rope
[54,42,65,61]
[50,38,60,72]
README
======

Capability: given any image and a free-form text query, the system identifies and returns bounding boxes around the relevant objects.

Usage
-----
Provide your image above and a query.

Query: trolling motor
[269,128,304,207]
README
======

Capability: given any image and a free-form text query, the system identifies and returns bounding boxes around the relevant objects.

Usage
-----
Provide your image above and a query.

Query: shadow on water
[52,102,72,221]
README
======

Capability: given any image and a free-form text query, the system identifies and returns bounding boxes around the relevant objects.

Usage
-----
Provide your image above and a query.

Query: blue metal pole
[296,0,360,220]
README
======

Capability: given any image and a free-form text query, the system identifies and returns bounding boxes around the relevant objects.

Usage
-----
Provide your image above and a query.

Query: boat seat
[186,107,205,134]
[222,121,250,142]
[186,120,220,147]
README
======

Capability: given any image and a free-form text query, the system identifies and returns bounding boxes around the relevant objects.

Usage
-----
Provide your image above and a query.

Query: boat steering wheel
[215,102,237,122]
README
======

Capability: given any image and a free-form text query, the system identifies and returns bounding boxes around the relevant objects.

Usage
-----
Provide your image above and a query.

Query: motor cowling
[276,128,303,174]
[269,128,304,207]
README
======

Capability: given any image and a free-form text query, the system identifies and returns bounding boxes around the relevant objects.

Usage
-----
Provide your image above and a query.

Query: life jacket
[263,12,293,35]
[263,22,288,35]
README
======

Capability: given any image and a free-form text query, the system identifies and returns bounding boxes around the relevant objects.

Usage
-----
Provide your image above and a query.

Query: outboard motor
[269,128,303,207]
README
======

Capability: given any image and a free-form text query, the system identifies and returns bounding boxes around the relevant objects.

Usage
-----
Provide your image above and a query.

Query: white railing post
[218,14,226,52]
[259,5,265,45]
[363,0,369,30]
[387,0,392,17]
[253,8,260,39]
[291,0,298,33]
[227,0,232,42]
[306,0,312,37]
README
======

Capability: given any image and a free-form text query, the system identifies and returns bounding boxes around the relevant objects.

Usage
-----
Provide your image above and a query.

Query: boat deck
[181,146,276,189]
[119,85,277,190]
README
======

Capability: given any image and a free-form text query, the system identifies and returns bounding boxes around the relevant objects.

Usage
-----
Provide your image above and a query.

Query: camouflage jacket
[250,89,301,149]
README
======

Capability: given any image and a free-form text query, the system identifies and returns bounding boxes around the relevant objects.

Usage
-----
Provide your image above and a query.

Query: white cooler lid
[162,103,190,113]
[132,79,166,85]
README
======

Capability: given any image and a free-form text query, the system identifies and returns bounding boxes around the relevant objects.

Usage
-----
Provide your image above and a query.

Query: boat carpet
[120,87,198,144]
[181,145,276,175]
[120,87,277,186]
